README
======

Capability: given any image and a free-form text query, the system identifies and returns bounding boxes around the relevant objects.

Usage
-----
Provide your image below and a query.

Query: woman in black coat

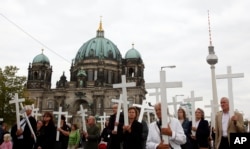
[190,108,210,149]
[122,107,143,149]
[35,112,57,149]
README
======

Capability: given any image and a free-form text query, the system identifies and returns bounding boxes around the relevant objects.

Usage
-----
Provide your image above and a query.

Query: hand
[161,125,172,136]
[114,122,119,126]
[191,126,197,131]
[123,125,131,133]
[157,140,170,149]
[16,128,23,136]
[231,115,238,125]
[112,130,117,134]
[191,135,196,140]
[231,115,238,121]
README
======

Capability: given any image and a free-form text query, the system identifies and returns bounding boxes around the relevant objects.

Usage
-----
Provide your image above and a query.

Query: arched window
[128,68,134,77]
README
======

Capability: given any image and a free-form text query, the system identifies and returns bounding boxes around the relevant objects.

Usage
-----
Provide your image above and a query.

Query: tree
[0,66,32,125]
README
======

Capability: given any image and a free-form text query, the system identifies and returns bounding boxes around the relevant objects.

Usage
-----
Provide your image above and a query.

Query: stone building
[25,21,146,124]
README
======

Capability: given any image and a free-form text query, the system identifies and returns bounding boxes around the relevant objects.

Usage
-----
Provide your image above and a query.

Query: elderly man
[83,116,100,149]
[15,105,37,149]
[215,97,245,149]
[146,102,186,149]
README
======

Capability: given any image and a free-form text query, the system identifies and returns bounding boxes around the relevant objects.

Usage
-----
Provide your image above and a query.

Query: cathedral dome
[32,50,50,65]
[125,44,141,59]
[74,21,122,63]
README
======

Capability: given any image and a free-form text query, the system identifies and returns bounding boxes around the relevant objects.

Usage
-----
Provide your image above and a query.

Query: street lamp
[161,65,176,70]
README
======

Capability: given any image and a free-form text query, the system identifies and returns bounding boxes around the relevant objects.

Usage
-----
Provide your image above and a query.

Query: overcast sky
[1,0,250,119]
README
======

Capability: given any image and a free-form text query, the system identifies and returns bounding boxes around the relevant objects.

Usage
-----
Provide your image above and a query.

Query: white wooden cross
[113,75,136,125]
[216,66,244,117]
[19,103,37,142]
[133,100,154,123]
[145,70,182,144]
[31,104,42,120]
[183,91,203,136]
[98,112,110,131]
[111,95,123,131]
[180,103,192,120]
[65,114,72,123]
[53,106,68,141]
[148,88,161,103]
[9,93,25,129]
[168,97,182,117]
[144,108,155,125]
[77,105,88,133]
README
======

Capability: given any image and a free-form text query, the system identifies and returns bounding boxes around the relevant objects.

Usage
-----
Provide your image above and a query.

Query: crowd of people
[0,96,248,149]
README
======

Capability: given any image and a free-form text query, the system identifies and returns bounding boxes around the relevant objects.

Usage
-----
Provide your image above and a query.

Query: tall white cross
[168,97,182,117]
[216,66,244,116]
[98,112,110,131]
[9,93,25,129]
[31,104,42,120]
[180,103,192,120]
[133,100,154,123]
[145,70,182,144]
[77,105,88,132]
[111,95,123,131]
[65,114,72,123]
[53,106,68,141]
[144,108,155,125]
[148,88,161,103]
[183,91,203,136]
[113,75,136,125]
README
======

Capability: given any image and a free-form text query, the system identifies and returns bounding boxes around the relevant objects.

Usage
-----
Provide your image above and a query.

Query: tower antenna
[208,10,213,46]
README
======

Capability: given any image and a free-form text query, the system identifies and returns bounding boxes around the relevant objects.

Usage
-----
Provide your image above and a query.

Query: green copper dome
[32,51,50,65]
[125,46,141,59]
[75,21,122,63]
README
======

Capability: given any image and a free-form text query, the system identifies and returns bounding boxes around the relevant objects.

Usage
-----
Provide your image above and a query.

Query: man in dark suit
[15,105,37,149]
[215,97,245,149]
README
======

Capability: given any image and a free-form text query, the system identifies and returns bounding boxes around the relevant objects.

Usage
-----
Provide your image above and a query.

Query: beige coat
[215,111,245,149]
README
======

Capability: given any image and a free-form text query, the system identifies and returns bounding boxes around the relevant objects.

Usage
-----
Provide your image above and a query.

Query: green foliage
[0,66,31,125]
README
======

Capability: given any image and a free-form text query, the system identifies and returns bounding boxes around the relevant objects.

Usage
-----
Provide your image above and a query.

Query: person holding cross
[15,105,37,149]
[146,102,186,149]
[107,103,124,149]
[215,97,245,149]
[122,106,143,149]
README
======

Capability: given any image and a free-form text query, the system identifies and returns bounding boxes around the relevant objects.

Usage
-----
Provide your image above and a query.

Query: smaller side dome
[32,49,50,65]
[125,44,141,59]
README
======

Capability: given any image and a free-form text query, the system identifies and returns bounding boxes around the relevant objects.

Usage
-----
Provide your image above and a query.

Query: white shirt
[222,112,230,137]
[146,117,186,149]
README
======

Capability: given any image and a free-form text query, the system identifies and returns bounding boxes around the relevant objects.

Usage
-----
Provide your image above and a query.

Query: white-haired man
[146,102,186,149]
[15,105,37,149]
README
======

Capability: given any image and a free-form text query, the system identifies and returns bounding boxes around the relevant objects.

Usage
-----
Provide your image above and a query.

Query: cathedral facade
[25,21,146,123]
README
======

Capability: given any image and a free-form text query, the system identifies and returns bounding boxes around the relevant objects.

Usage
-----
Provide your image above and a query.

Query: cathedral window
[108,50,113,58]
[128,68,134,77]
[47,101,53,109]
[34,72,38,80]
